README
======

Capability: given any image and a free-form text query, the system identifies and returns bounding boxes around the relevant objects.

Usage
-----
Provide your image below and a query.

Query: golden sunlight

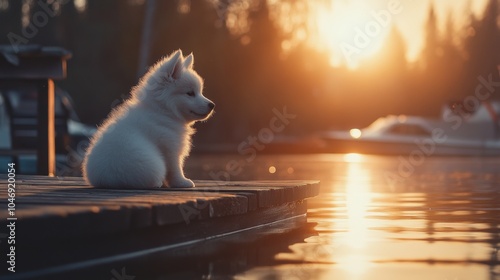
[312,1,392,68]
[282,0,490,68]
[344,162,371,249]
[343,153,363,163]
[349,129,362,139]
[336,161,373,276]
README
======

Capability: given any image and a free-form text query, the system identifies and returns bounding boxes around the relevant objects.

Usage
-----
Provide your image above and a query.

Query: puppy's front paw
[169,178,195,188]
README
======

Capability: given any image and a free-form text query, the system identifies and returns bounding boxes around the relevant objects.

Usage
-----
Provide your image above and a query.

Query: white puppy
[83,50,214,188]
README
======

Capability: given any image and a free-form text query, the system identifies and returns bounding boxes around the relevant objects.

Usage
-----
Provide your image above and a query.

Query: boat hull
[322,137,500,156]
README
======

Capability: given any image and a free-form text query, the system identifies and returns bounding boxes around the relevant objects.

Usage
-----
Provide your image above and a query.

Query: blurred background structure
[0,0,498,148]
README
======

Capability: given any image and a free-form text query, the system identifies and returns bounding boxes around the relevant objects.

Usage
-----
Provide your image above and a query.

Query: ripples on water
[186,154,500,280]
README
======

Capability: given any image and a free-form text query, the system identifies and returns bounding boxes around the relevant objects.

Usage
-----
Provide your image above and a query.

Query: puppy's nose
[208,102,215,110]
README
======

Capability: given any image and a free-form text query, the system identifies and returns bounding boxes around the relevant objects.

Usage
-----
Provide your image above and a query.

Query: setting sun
[293,0,490,68]
[312,1,392,68]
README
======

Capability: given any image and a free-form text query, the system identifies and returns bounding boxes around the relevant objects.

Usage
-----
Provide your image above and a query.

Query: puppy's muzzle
[208,102,215,111]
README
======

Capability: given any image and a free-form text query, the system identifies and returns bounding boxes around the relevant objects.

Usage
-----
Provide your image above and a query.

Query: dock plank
[0,175,319,241]
[0,175,319,277]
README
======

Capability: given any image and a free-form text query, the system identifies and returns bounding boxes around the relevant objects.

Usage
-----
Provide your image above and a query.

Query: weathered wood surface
[0,175,319,277]
[0,175,320,241]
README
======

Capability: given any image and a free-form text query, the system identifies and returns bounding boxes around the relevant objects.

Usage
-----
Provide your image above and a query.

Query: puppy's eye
[186,91,195,97]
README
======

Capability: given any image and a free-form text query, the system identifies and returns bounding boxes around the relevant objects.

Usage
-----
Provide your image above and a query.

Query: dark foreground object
[0,175,319,279]
[0,45,71,175]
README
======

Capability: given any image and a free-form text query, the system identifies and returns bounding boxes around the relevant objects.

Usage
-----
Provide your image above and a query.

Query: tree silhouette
[422,3,440,70]
[463,0,500,100]
[416,3,467,115]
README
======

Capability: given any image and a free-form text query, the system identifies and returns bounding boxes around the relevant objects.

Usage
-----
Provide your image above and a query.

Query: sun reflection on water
[337,155,373,276]
[343,152,364,163]
[227,154,500,280]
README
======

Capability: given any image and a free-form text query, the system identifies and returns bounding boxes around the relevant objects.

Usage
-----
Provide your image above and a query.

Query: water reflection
[344,158,371,249]
[185,154,500,280]
[337,157,372,277]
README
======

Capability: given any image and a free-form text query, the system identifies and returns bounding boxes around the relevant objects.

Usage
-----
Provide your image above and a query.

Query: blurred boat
[322,101,500,156]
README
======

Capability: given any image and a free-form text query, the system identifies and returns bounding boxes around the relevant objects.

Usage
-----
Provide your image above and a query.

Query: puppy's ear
[171,56,184,80]
[184,53,194,69]
[166,50,184,79]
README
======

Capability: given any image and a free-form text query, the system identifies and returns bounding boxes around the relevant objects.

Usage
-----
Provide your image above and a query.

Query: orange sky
[307,0,489,68]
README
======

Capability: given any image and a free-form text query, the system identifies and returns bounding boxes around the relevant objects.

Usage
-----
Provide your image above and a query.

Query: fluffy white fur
[83,50,214,188]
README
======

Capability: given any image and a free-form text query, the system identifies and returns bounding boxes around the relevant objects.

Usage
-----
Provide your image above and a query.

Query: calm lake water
[181,153,500,280]
[5,153,498,279]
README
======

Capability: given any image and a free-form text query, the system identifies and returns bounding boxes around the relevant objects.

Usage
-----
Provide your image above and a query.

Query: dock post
[0,45,71,176]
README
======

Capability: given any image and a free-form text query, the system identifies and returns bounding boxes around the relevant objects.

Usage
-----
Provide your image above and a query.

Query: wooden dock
[0,175,319,279]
